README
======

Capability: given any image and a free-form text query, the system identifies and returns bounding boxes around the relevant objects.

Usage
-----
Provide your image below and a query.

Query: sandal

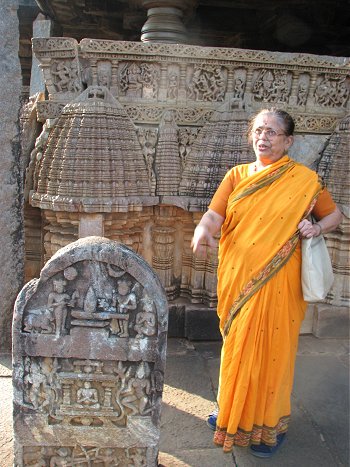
[250,433,286,458]
[206,408,219,431]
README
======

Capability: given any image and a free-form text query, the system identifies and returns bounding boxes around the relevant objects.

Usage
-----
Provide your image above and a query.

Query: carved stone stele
[12,236,168,467]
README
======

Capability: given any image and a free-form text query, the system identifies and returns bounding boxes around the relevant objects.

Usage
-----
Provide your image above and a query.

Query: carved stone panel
[13,236,168,467]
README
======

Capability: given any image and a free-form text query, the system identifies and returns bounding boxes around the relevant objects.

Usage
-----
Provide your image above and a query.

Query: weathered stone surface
[12,236,168,466]
[0,0,23,352]
[289,134,328,168]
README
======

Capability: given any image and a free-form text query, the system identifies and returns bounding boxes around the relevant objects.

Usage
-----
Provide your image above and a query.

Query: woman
[191,108,342,458]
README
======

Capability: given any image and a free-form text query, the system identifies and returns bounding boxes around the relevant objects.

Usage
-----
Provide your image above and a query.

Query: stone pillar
[0,0,23,352]
[30,13,52,96]
[141,0,196,44]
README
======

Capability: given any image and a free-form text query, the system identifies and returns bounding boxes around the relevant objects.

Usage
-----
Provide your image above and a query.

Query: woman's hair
[247,107,295,138]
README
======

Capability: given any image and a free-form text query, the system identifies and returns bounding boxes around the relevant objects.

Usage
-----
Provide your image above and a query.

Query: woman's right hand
[191,225,216,255]
[191,209,225,255]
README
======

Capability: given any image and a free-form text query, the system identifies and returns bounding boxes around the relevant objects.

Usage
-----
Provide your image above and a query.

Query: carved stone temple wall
[24,38,350,337]
[13,236,168,466]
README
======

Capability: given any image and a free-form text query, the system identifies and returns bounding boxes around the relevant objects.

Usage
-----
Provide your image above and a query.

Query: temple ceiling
[19,0,350,86]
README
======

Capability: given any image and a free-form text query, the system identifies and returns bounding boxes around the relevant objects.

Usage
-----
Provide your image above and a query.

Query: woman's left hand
[298,207,343,239]
[298,219,320,238]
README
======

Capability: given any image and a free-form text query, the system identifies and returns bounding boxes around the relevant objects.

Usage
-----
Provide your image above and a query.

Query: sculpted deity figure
[134,297,156,338]
[48,279,71,336]
[76,382,100,409]
[233,77,245,99]
[121,363,151,415]
[52,61,71,92]
[116,280,137,337]
[24,359,47,408]
[120,63,143,97]
[167,73,178,99]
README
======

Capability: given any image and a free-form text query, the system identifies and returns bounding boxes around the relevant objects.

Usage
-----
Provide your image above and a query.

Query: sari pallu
[213,156,321,453]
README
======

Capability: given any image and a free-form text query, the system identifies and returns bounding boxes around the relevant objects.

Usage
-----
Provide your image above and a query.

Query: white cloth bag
[301,235,334,302]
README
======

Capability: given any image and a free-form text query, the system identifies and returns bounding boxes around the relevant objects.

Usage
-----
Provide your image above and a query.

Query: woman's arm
[191,209,225,254]
[298,206,343,238]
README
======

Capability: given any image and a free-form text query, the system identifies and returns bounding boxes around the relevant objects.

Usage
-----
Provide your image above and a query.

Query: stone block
[168,304,185,338]
[312,304,350,338]
[12,236,168,467]
[185,307,222,341]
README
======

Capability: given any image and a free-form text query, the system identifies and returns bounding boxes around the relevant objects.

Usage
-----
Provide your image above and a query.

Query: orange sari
[210,156,322,452]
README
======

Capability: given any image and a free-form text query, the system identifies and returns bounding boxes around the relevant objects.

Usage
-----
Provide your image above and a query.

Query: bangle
[314,222,322,237]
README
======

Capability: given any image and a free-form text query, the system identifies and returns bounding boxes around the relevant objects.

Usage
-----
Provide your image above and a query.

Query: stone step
[168,303,349,340]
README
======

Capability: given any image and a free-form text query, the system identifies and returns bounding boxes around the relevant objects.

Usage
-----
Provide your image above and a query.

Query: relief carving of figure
[297,81,309,106]
[253,69,290,103]
[76,382,100,409]
[49,448,72,467]
[179,127,200,170]
[189,65,226,102]
[51,60,81,93]
[68,60,82,92]
[24,359,48,409]
[115,280,137,337]
[137,127,158,194]
[120,63,143,98]
[233,77,245,99]
[120,363,151,415]
[52,61,71,92]
[253,69,273,100]
[48,279,71,337]
[134,297,156,338]
[140,63,160,99]
[314,74,350,108]
[167,73,178,99]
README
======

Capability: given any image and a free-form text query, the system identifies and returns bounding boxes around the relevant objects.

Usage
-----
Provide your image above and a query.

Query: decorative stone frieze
[31,38,349,129]
[13,236,168,467]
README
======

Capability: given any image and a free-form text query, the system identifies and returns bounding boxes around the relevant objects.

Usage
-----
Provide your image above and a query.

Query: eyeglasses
[253,128,286,138]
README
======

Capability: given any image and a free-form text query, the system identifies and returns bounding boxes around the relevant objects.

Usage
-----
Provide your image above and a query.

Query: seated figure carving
[76,382,100,409]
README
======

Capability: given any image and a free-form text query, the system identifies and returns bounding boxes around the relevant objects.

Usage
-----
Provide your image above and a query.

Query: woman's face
[251,113,293,165]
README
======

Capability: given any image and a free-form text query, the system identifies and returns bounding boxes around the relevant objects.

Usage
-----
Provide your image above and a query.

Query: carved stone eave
[30,193,160,213]
[31,36,350,75]
[76,39,349,69]
[31,37,350,135]
[160,196,212,212]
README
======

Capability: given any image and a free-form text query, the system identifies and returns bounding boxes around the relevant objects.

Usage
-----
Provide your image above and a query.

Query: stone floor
[1,336,349,466]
